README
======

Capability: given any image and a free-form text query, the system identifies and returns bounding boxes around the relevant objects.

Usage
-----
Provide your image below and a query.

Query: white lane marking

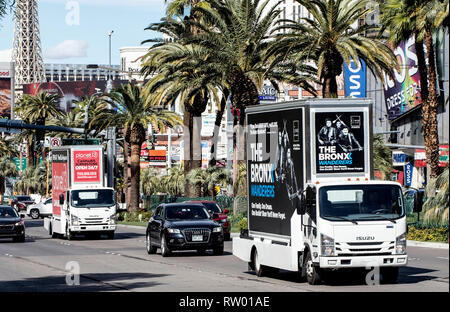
[437,257,449,260]
[4,254,14,257]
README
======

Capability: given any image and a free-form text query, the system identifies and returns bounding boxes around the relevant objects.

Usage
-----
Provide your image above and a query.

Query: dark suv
[0,206,26,242]
[146,203,224,257]
[10,195,35,212]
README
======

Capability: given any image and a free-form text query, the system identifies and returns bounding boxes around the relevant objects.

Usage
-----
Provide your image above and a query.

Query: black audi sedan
[146,203,224,257]
[0,205,26,242]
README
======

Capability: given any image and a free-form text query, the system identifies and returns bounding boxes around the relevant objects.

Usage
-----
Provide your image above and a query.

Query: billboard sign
[344,58,366,98]
[51,150,69,216]
[258,85,277,101]
[383,36,422,120]
[314,111,366,174]
[0,78,12,119]
[72,149,101,183]
[247,107,304,237]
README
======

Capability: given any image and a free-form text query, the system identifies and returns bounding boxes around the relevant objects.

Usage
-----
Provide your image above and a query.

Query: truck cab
[59,187,117,239]
[296,180,408,284]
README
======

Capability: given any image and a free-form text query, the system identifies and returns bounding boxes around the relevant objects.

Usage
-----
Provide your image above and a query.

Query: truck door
[303,186,318,249]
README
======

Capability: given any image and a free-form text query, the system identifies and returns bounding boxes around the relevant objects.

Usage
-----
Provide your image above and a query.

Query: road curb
[407,240,449,249]
[117,224,146,230]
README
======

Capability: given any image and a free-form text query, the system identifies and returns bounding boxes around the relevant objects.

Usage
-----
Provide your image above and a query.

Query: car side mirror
[224,209,229,214]
[59,194,65,206]
[413,192,424,213]
[297,194,306,215]
[212,213,220,219]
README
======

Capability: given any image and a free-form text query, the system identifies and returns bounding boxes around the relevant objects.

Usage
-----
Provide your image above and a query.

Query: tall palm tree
[423,167,449,226]
[190,0,317,191]
[273,0,397,98]
[89,83,182,212]
[15,92,63,164]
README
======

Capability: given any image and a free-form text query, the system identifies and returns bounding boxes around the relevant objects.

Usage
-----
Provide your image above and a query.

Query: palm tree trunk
[129,141,141,212]
[209,91,229,167]
[414,34,428,103]
[27,140,34,169]
[423,25,441,178]
[322,74,338,98]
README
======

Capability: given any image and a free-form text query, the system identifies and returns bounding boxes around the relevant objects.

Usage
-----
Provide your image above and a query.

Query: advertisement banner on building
[383,36,422,120]
[0,78,12,119]
[314,111,366,174]
[72,150,101,183]
[23,80,128,112]
[414,149,427,167]
[404,162,413,186]
[344,58,366,98]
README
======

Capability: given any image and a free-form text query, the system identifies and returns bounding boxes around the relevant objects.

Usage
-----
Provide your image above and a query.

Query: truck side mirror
[59,194,64,205]
[297,194,306,215]
[413,191,424,213]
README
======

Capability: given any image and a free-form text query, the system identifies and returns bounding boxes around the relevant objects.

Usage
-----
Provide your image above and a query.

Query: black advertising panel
[314,111,365,174]
[247,108,303,237]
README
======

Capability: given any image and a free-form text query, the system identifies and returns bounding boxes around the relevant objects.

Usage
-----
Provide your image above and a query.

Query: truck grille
[83,218,104,224]
[335,241,394,256]
[182,228,211,243]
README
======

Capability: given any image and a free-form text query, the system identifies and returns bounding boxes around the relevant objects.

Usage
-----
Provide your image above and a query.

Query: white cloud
[0,49,12,62]
[44,40,88,59]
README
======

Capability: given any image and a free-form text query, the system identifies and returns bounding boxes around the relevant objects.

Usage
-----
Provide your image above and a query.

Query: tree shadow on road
[0,272,170,292]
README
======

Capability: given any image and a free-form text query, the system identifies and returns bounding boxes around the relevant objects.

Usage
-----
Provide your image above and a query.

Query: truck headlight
[109,214,116,224]
[395,232,407,254]
[167,228,181,234]
[71,215,80,226]
[213,227,223,233]
[321,234,335,256]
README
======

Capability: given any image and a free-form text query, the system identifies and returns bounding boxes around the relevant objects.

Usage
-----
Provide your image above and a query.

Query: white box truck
[233,98,420,285]
[44,145,117,240]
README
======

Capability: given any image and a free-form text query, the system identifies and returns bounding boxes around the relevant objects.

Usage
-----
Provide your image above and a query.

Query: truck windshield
[319,185,404,222]
[71,190,114,208]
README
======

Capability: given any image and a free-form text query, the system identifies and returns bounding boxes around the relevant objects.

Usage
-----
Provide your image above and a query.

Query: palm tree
[0,139,18,203]
[373,134,393,180]
[141,168,161,196]
[273,0,397,98]
[185,167,209,197]
[422,167,449,226]
[15,92,63,164]
[162,166,186,196]
[89,83,182,212]
[15,166,47,195]
[205,166,232,199]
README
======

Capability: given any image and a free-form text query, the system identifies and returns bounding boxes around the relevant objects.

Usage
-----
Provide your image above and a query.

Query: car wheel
[213,244,224,256]
[160,235,171,257]
[13,234,25,243]
[304,251,321,285]
[30,209,40,219]
[146,233,157,254]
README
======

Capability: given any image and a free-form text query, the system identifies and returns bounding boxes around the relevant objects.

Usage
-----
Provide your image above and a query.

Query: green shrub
[407,226,449,243]
[117,209,153,223]
[238,217,248,230]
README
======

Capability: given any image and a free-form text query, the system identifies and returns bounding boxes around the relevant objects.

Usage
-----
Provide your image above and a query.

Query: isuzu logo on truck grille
[356,236,375,241]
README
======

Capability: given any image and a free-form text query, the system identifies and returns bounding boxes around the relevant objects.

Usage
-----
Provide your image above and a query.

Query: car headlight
[14,221,24,227]
[395,232,407,254]
[321,233,335,256]
[167,228,181,234]
[213,227,223,233]
[71,215,80,226]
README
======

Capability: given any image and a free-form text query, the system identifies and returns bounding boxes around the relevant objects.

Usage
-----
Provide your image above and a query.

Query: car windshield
[165,206,210,220]
[0,207,19,218]
[71,189,114,208]
[200,202,222,213]
[319,185,404,222]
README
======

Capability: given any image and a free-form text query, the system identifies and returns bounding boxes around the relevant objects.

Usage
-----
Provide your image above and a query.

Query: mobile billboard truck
[44,145,117,240]
[233,98,421,285]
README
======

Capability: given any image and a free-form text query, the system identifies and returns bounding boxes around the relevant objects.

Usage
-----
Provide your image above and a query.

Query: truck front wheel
[381,267,399,284]
[66,227,74,241]
[304,252,322,285]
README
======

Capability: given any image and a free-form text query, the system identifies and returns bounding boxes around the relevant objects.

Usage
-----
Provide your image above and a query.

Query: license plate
[192,235,203,242]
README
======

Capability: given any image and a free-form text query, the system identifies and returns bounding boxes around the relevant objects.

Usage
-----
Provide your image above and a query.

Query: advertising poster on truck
[247,108,304,237]
[72,149,101,183]
[314,111,366,174]
[51,150,69,216]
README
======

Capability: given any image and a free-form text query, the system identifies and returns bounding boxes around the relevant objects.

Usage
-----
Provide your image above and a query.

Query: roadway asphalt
[0,219,448,292]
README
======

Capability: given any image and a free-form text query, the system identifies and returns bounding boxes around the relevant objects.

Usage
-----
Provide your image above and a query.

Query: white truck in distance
[233,98,422,285]
[44,145,117,240]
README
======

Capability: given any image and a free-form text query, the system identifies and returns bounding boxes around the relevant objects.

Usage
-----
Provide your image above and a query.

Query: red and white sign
[73,150,101,183]
[0,71,11,78]
[51,137,62,147]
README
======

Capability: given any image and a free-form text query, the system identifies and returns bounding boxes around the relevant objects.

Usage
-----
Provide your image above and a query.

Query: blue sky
[0,0,167,64]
